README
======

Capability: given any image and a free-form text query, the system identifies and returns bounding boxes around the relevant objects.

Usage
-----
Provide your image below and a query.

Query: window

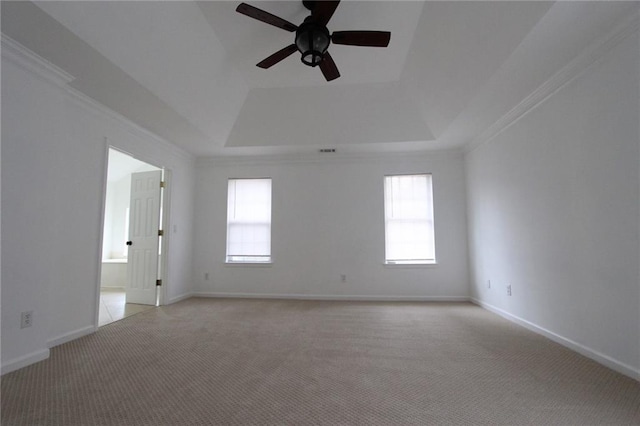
[384,174,436,264]
[226,178,272,263]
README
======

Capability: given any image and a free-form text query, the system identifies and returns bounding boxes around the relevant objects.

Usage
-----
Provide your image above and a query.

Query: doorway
[99,148,163,326]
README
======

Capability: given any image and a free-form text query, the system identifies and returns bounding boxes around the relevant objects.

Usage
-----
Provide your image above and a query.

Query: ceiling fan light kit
[236,1,391,81]
[296,18,330,67]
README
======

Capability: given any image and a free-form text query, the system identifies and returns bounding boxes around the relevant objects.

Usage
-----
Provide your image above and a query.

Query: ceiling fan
[236,0,391,82]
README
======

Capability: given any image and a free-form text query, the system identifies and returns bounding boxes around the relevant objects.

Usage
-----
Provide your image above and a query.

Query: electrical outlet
[21,311,33,329]
[506,285,512,296]
[340,274,347,283]
[487,280,491,289]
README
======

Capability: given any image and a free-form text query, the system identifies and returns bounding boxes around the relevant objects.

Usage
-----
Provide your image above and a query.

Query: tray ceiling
[1,1,636,156]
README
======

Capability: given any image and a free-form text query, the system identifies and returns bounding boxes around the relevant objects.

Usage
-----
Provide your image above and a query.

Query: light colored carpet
[2,298,639,425]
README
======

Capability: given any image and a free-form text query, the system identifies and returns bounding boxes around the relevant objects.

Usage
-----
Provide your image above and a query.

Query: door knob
[126,241,133,246]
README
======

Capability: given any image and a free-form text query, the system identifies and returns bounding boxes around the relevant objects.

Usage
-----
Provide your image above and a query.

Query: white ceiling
[2,1,637,157]
[198,1,424,88]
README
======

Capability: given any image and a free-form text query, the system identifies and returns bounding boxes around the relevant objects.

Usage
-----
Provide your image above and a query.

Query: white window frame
[384,173,436,265]
[226,178,272,264]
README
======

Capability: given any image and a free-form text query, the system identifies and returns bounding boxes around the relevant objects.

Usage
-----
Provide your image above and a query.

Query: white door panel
[126,170,161,305]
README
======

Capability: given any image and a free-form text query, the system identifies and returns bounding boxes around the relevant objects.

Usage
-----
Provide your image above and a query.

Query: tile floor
[99,288,155,327]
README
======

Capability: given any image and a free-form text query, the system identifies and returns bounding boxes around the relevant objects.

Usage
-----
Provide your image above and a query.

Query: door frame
[95,140,172,328]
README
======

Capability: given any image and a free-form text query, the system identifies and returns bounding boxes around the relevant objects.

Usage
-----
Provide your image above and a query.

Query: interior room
[1,1,639,424]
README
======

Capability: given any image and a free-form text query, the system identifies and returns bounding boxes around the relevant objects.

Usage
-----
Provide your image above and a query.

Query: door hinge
[160,181,165,188]
[156,279,162,286]
[158,230,164,236]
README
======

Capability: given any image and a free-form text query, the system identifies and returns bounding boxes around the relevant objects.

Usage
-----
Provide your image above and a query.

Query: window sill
[384,262,438,268]
[102,258,127,264]
[225,262,273,267]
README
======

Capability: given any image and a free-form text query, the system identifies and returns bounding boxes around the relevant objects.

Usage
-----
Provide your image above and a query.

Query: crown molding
[1,34,75,86]
[1,34,194,163]
[64,85,194,163]
[466,10,640,154]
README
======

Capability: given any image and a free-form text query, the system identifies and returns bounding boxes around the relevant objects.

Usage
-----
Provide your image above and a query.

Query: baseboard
[47,326,96,349]
[167,292,194,304]
[1,348,50,375]
[471,298,640,381]
[194,292,469,302]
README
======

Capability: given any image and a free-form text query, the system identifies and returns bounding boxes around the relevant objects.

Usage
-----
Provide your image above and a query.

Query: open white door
[126,170,162,305]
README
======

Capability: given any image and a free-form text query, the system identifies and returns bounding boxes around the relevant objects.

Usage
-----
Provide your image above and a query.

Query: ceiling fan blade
[312,1,340,26]
[236,3,298,32]
[319,52,340,82]
[331,31,391,47]
[256,44,298,69]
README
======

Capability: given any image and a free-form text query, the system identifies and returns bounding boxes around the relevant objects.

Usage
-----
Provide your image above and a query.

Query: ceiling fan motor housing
[302,0,316,11]
[295,17,330,67]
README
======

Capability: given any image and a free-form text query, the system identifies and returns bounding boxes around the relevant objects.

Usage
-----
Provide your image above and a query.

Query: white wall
[1,43,196,373]
[103,179,129,260]
[193,152,469,300]
[100,261,127,288]
[466,32,639,377]
[110,177,130,259]
[101,182,115,261]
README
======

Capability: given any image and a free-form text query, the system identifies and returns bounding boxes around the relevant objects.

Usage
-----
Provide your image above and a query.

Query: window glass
[226,178,272,263]
[384,174,436,264]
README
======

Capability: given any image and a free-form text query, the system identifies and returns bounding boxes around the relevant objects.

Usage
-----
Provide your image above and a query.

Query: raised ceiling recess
[236,0,391,81]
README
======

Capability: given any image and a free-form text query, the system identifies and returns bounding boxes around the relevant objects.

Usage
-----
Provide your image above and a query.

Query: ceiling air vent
[319,148,336,153]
